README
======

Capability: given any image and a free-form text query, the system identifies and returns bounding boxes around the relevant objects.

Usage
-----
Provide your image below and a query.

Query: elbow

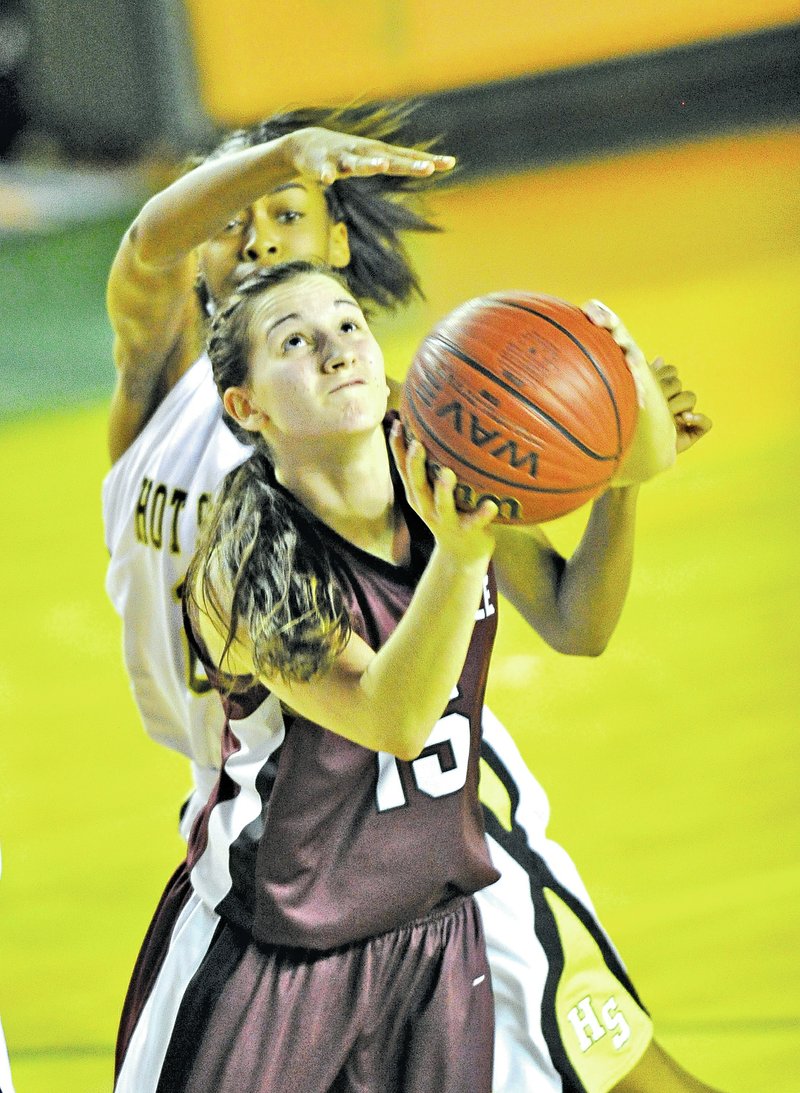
[547,606,617,658]
[378,714,434,762]
[577,626,612,657]
[552,631,611,658]
[124,219,148,259]
[353,678,431,759]
[386,725,430,762]
[126,214,173,269]
[391,741,423,763]
[128,219,161,267]
[580,640,608,658]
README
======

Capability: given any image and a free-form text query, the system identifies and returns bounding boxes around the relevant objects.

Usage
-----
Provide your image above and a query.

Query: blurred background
[1,2,799,1091]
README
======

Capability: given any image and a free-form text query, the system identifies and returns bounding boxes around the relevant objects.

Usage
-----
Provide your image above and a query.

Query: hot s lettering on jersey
[134,476,212,553]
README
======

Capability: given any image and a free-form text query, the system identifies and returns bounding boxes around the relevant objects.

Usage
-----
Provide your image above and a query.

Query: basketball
[400,291,640,524]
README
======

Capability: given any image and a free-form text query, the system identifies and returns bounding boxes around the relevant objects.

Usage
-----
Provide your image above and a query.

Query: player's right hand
[389,421,497,565]
[281,127,456,186]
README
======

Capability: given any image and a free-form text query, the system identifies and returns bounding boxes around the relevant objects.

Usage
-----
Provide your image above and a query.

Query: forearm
[259,545,491,761]
[557,484,640,654]
[359,546,490,758]
[131,138,294,268]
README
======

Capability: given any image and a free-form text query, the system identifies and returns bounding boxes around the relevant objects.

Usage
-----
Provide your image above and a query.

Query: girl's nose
[322,347,357,373]
[242,207,278,262]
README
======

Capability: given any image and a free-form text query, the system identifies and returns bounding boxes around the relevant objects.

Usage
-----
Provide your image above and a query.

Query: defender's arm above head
[106,125,454,464]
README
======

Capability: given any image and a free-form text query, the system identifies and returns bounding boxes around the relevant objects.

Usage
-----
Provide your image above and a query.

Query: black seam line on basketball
[405,388,615,494]
[405,389,614,493]
[433,334,620,461]
[495,299,625,450]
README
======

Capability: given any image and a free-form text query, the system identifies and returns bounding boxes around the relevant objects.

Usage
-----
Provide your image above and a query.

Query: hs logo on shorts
[567,996,631,1052]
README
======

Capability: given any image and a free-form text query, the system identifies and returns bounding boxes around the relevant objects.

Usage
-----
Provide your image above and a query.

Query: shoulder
[106,355,218,472]
[107,269,204,463]
[102,358,250,550]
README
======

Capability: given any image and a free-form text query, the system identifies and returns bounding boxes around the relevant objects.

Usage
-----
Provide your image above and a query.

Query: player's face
[200,181,350,309]
[226,272,389,445]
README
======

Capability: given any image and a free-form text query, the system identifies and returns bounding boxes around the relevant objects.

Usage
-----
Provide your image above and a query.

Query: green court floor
[1,126,798,1091]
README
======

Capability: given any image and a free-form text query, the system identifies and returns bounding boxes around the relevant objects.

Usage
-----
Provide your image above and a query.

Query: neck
[274,428,409,564]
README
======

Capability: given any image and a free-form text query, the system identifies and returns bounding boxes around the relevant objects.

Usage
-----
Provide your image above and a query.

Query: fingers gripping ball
[400,292,639,525]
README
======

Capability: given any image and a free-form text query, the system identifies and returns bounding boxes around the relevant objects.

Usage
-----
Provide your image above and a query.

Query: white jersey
[103,356,250,806]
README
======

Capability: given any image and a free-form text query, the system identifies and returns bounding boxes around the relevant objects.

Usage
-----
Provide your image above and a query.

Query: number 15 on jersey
[376,697,471,813]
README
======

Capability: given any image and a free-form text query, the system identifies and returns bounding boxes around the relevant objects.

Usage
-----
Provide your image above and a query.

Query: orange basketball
[400,291,639,524]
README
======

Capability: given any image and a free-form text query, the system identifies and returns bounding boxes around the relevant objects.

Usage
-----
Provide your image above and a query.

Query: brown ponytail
[185,263,355,683]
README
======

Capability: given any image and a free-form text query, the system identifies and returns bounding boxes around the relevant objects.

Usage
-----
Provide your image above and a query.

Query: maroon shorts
[117,884,493,1093]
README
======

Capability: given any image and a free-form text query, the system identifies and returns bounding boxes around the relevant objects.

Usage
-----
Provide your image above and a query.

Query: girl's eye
[340,319,359,334]
[277,210,302,225]
[223,216,246,232]
[282,332,309,352]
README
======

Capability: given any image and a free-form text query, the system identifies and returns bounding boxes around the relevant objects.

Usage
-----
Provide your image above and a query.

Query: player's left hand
[651,357,713,455]
[582,299,676,486]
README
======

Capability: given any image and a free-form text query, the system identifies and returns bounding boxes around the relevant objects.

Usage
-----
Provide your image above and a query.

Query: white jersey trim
[114,892,219,1093]
[190,695,286,911]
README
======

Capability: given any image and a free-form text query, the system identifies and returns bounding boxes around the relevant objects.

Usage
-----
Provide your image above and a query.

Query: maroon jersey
[186,442,500,951]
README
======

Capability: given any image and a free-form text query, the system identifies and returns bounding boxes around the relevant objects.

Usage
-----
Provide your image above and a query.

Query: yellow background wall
[182,0,800,124]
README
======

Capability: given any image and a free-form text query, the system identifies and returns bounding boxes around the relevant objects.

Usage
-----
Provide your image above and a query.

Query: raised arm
[493,485,639,656]
[106,129,454,463]
[194,430,497,761]
[494,306,712,655]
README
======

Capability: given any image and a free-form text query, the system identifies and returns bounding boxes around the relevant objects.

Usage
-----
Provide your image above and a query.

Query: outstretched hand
[389,421,497,565]
[283,127,456,186]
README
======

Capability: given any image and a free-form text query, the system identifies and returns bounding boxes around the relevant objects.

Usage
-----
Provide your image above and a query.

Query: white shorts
[478,709,654,1093]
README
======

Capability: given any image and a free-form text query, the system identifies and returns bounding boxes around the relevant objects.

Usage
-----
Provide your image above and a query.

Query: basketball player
[117,260,508,1091]
[104,107,717,1092]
